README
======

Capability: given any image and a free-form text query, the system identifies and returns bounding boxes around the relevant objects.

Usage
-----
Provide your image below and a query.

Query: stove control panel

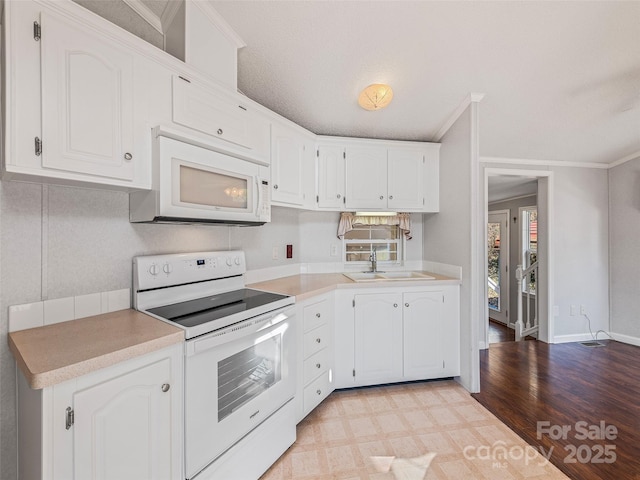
[134,250,246,291]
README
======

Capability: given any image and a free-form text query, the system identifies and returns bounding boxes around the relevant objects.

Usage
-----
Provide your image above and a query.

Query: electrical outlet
[272,246,279,260]
[570,304,578,316]
[580,305,587,315]
[330,244,338,257]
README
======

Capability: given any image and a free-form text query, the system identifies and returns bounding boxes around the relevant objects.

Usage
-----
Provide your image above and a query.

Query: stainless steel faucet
[369,248,378,273]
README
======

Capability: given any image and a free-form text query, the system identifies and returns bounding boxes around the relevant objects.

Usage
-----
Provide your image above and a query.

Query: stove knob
[162,263,172,274]
[148,264,159,276]
[234,257,241,265]
[226,257,233,267]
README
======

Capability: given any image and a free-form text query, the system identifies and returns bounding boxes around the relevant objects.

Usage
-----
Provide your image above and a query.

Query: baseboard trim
[610,332,640,347]
[552,333,599,344]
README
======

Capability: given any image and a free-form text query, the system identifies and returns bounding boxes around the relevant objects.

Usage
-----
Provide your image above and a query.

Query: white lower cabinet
[335,285,460,388]
[354,293,403,384]
[296,293,335,422]
[17,344,183,480]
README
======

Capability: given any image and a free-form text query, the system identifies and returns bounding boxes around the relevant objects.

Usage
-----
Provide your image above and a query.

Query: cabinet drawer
[303,299,330,333]
[303,370,332,413]
[303,323,330,358]
[303,347,330,385]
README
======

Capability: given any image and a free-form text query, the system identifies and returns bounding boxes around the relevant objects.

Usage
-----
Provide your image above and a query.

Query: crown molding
[608,149,640,169]
[122,0,163,34]
[480,156,610,169]
[433,92,485,142]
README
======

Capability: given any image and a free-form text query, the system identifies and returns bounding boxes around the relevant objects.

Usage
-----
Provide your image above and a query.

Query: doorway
[483,169,553,348]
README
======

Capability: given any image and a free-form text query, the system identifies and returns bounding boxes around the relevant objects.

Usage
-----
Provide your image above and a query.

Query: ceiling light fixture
[358,83,393,111]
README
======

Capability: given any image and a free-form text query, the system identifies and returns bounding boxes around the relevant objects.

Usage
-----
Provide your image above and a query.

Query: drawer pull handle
[379,195,384,200]
[405,303,410,307]
[393,303,398,308]
[316,313,321,318]
[389,195,394,200]
[161,383,170,393]
[316,389,322,396]
[336,194,341,199]
[316,363,321,369]
[124,152,132,161]
[316,338,321,343]
[217,128,223,135]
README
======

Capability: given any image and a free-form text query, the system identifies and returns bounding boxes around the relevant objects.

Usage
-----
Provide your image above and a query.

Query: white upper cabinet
[40,11,135,181]
[270,122,308,206]
[317,145,346,209]
[172,76,270,165]
[345,145,388,210]
[3,1,150,189]
[387,148,425,210]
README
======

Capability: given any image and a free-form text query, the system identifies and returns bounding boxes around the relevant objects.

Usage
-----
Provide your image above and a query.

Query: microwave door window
[180,165,248,209]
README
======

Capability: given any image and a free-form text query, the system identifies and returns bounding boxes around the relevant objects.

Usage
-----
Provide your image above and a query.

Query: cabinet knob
[379,195,384,200]
[316,363,321,369]
[161,383,170,393]
[124,152,132,161]
[316,389,322,396]
[393,303,398,308]
[405,303,410,307]
[316,312,321,318]
[274,184,279,190]
[389,195,394,200]
[336,194,341,199]
[316,337,321,343]
[217,128,223,135]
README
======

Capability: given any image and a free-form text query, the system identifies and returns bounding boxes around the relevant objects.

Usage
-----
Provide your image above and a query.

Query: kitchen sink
[343,271,435,282]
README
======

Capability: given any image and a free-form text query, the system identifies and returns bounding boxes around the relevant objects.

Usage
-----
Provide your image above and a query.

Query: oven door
[158,136,270,223]
[184,306,295,479]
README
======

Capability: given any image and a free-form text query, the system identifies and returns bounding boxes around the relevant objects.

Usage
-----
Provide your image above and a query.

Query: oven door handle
[186,306,294,357]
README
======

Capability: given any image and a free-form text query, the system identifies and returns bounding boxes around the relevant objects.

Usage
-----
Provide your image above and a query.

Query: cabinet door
[403,291,444,378]
[41,11,135,180]
[271,122,305,206]
[387,148,424,210]
[317,145,346,209]
[73,358,173,480]
[172,76,270,163]
[345,146,387,209]
[354,293,403,384]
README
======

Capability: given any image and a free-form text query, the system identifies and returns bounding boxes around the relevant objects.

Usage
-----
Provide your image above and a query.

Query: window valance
[337,212,412,239]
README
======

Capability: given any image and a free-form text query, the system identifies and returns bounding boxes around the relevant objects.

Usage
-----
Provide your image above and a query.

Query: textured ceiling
[210,1,640,165]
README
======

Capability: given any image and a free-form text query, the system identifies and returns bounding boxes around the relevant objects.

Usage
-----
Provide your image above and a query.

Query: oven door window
[179,165,248,209]
[217,334,282,421]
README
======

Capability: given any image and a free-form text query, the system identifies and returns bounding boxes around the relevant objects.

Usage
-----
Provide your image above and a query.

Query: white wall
[609,156,640,341]
[422,104,479,392]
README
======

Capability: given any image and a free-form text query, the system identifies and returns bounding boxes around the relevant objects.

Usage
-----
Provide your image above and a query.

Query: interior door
[488,211,509,324]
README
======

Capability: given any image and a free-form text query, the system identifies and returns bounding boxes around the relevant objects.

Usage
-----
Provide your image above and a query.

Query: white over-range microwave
[130,129,271,225]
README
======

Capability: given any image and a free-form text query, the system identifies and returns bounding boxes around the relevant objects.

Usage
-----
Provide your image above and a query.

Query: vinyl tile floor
[261,380,568,479]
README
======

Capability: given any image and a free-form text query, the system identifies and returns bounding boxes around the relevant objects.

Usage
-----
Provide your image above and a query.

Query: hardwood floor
[472,340,640,480]
[488,319,514,343]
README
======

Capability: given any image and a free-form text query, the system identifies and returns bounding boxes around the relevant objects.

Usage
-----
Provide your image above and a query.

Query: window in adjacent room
[520,206,537,293]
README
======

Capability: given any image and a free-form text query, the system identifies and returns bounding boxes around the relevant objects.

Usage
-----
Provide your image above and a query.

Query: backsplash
[8,288,130,333]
